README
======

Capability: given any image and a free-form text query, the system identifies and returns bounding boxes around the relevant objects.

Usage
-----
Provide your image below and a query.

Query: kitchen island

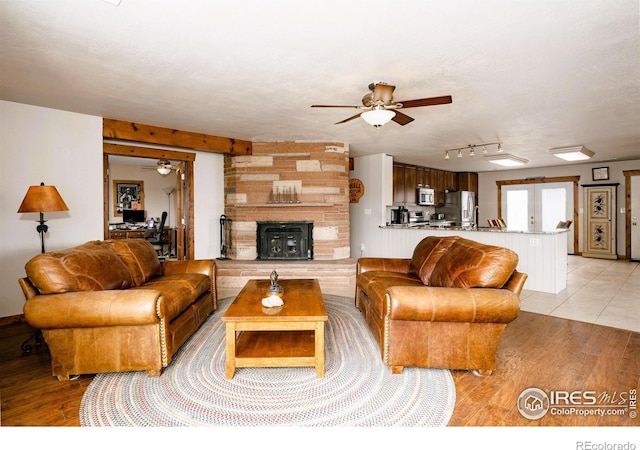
[377,225,568,294]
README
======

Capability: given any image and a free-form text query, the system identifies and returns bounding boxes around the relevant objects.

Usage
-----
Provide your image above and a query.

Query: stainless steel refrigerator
[435,191,476,227]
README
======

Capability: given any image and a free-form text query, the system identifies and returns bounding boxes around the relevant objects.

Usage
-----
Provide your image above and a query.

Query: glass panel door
[503,186,533,232]
[502,182,574,253]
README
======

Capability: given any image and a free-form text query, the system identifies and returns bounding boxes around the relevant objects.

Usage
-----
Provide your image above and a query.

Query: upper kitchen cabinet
[393,163,417,205]
[457,172,478,193]
[392,162,473,206]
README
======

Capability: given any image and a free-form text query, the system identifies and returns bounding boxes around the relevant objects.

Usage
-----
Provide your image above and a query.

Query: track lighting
[442,142,502,160]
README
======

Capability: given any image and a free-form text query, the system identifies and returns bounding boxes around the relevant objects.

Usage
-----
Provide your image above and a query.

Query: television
[123,209,146,224]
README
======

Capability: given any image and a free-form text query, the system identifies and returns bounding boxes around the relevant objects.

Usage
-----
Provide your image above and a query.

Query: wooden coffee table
[221,278,328,379]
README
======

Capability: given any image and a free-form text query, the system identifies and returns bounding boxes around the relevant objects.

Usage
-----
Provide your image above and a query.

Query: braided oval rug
[80,295,455,426]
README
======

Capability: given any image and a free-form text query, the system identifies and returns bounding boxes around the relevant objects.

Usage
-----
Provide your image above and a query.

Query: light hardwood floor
[1,256,638,427]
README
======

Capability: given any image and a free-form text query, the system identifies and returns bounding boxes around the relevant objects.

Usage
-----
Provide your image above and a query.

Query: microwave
[417,187,435,206]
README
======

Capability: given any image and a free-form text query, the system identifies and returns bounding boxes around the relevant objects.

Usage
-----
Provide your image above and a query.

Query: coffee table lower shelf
[225,323,325,379]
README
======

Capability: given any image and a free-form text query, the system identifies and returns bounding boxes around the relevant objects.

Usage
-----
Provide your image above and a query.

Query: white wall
[349,153,393,258]
[0,101,225,318]
[478,159,640,255]
[194,151,224,260]
[0,101,103,317]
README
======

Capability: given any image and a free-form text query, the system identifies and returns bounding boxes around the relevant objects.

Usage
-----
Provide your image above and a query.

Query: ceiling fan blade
[397,95,453,109]
[335,112,363,125]
[311,104,362,108]
[372,83,395,104]
[391,110,415,126]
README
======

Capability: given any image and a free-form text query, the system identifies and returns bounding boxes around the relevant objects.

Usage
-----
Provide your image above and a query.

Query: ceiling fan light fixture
[485,154,529,167]
[361,108,395,128]
[549,145,594,161]
[157,159,172,176]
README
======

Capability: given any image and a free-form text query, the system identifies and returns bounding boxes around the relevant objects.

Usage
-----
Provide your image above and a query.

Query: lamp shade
[361,108,396,128]
[17,183,69,213]
[157,160,172,175]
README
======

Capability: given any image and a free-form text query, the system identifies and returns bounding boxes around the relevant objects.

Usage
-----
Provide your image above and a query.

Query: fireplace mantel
[235,203,334,208]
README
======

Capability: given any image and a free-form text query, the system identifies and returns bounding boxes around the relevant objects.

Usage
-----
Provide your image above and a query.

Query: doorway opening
[103,143,195,260]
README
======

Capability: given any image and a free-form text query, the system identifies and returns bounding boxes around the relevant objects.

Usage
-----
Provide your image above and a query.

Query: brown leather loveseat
[356,235,527,375]
[19,239,217,380]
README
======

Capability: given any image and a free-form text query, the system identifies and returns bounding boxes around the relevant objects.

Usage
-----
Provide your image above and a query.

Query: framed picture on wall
[592,167,609,181]
[113,180,144,216]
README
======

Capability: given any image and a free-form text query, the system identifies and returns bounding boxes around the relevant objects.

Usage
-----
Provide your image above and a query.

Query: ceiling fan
[311,82,452,128]
[141,159,180,176]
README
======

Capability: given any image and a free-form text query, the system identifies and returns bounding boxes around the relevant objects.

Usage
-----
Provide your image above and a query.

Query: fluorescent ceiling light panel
[549,146,594,161]
[485,154,529,167]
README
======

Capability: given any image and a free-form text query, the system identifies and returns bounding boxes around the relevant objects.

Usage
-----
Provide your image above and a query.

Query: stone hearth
[223,141,350,260]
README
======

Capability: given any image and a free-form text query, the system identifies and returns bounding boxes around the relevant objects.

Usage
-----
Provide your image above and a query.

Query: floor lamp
[17,182,69,352]
[163,187,175,257]
[17,182,69,254]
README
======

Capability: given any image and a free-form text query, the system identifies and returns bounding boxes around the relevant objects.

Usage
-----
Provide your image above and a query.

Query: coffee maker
[391,206,410,224]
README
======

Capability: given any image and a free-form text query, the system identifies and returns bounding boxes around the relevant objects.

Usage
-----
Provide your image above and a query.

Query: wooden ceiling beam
[103,143,196,161]
[103,118,252,155]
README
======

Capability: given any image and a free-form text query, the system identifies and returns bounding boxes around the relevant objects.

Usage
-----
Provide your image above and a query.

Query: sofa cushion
[25,241,134,294]
[429,238,519,289]
[134,273,210,321]
[106,239,162,286]
[357,270,422,294]
[409,235,460,284]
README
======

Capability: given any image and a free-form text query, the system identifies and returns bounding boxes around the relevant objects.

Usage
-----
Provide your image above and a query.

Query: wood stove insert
[257,221,313,260]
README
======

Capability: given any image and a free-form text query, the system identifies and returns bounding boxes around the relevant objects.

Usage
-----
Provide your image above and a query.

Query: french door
[501,181,575,254]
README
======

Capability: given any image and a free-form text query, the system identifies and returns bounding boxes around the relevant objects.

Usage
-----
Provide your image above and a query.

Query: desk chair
[146,211,167,258]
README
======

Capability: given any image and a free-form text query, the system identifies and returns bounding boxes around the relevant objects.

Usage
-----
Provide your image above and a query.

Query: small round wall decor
[349,178,364,203]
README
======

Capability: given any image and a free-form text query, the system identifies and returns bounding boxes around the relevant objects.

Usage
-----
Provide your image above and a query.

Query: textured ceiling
[1,0,639,172]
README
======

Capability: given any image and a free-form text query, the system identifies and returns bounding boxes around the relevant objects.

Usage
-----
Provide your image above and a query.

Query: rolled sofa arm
[24,289,164,330]
[357,257,411,275]
[385,285,520,324]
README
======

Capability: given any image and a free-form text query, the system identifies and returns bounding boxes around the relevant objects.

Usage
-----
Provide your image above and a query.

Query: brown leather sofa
[19,239,217,380]
[356,235,527,375]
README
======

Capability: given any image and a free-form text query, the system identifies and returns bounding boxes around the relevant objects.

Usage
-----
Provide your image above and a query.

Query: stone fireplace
[257,221,313,260]
[223,141,350,260]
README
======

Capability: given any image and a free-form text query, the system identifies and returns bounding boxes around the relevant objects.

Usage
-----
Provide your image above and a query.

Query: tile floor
[520,255,640,333]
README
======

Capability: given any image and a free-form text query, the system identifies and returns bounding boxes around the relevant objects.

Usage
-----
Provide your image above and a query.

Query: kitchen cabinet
[457,172,478,193]
[393,163,475,207]
[393,164,405,204]
[393,163,417,205]
[433,169,457,205]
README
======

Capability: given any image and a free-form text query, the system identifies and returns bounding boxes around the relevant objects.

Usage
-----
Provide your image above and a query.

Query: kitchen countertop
[380,224,568,235]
